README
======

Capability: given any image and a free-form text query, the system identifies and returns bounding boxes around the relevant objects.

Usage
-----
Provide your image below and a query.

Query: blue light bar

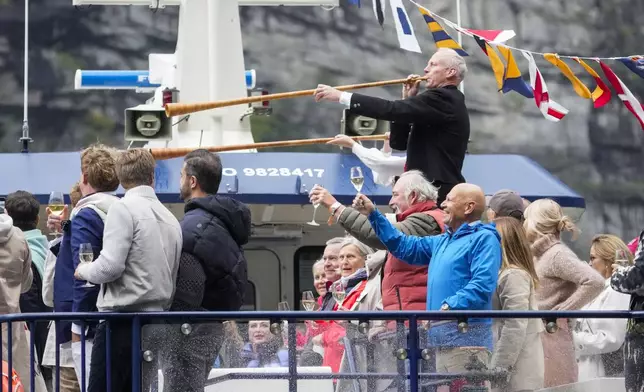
[74,69,257,91]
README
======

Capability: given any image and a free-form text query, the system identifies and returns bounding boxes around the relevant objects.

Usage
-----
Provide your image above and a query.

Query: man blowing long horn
[314,48,470,205]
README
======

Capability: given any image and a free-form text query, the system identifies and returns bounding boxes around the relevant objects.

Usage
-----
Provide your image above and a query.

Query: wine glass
[78,243,95,288]
[307,184,321,226]
[332,281,346,310]
[48,191,65,236]
[350,166,364,195]
[615,249,630,267]
[301,291,315,311]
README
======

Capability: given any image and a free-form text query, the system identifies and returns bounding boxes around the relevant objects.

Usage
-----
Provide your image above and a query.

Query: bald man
[314,48,470,203]
[352,184,502,378]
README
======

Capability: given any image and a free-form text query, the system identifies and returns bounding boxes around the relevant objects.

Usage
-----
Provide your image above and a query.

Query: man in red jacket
[310,170,444,314]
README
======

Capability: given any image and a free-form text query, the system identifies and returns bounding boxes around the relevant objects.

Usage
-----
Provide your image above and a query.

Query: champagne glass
[332,281,346,310]
[301,291,316,311]
[307,184,321,226]
[350,166,364,195]
[48,191,65,236]
[78,243,95,288]
[615,249,630,267]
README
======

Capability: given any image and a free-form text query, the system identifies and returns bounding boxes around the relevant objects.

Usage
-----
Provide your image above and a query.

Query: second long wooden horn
[148,134,388,160]
[164,76,428,117]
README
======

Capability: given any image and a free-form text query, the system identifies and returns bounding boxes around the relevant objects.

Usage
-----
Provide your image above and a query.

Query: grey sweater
[76,185,182,312]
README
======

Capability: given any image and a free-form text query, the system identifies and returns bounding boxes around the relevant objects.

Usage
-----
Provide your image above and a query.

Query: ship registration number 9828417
[222,168,325,178]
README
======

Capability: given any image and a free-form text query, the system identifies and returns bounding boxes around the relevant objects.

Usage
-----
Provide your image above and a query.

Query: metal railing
[0,310,641,392]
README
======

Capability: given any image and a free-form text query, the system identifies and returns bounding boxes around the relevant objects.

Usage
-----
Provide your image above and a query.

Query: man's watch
[61,220,71,232]
[440,303,450,311]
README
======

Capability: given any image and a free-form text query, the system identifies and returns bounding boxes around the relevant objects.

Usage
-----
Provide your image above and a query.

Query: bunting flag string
[600,61,644,130]
[521,51,569,121]
[572,58,612,108]
[346,0,644,128]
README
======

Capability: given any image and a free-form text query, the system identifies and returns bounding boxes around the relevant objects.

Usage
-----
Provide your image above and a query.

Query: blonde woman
[491,217,544,392]
[523,199,604,387]
[574,235,632,380]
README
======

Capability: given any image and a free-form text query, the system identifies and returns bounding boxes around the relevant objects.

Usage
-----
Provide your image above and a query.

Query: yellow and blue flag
[418,6,468,56]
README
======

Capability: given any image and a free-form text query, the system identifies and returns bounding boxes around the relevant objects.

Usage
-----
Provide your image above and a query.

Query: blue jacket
[180,195,251,311]
[70,208,106,337]
[367,209,502,349]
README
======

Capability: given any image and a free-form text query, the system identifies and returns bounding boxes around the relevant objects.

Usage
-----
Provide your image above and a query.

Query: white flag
[389,0,421,53]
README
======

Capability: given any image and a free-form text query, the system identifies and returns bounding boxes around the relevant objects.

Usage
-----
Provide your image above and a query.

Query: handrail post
[132,316,142,392]
[287,319,298,392]
[30,321,36,392]
[8,321,13,392]
[408,316,419,392]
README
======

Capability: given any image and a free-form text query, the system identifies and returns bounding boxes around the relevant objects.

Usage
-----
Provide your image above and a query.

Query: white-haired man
[314,48,470,203]
[310,170,444,313]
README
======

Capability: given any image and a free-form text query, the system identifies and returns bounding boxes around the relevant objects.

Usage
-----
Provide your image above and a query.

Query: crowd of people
[0,45,642,392]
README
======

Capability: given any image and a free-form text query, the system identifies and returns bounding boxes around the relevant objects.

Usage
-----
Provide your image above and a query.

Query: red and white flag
[441,20,516,44]
[521,51,568,121]
[599,61,644,130]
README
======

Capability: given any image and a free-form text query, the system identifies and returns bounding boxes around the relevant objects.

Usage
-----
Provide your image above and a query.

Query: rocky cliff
[0,0,643,254]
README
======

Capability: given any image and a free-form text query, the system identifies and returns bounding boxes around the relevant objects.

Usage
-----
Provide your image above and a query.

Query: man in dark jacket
[314,48,470,203]
[162,148,251,391]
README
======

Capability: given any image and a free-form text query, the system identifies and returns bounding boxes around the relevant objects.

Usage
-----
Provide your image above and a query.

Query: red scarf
[396,200,440,221]
[333,280,368,311]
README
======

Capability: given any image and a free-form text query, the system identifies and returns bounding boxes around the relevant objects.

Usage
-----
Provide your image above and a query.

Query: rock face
[0,0,643,254]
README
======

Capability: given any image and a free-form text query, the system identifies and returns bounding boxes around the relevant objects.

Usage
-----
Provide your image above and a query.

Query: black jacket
[349,85,470,185]
[611,230,644,333]
[180,195,251,311]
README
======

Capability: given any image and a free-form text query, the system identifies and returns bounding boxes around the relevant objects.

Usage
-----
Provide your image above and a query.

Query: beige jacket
[491,268,544,391]
[531,234,604,388]
[0,214,47,391]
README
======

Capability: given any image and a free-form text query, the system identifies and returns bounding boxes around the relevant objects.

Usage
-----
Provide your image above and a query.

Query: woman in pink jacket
[523,199,605,388]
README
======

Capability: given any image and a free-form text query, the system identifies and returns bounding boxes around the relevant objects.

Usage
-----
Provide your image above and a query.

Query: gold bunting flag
[473,36,505,90]
[572,58,612,108]
[544,53,592,99]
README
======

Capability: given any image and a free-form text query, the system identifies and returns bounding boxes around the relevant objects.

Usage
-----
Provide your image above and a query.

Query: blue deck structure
[0,152,584,208]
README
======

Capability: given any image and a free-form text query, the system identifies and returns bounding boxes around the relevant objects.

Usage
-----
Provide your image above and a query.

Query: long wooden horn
[149,134,388,160]
[164,76,428,117]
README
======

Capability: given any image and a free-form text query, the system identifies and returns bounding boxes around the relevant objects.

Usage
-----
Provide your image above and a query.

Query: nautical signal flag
[417,6,468,56]
[389,0,421,53]
[464,29,515,44]
[618,56,644,79]
[544,54,592,100]
[496,45,534,98]
[473,36,505,91]
[445,22,516,44]
[372,0,385,27]
[599,61,644,130]
[521,51,568,121]
[572,58,611,108]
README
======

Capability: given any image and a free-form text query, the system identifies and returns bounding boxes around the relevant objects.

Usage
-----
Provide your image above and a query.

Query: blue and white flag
[389,0,421,53]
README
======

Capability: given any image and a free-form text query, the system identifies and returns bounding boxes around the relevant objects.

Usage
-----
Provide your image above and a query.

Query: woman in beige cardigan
[523,199,604,388]
[491,217,544,392]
